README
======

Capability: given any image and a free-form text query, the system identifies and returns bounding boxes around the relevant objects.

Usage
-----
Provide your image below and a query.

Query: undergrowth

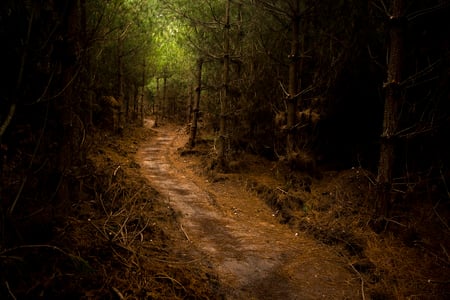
[0,124,219,299]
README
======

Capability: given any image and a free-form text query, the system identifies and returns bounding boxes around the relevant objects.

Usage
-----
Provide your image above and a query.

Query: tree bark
[376,0,405,217]
[286,0,301,158]
[154,77,160,127]
[117,35,125,130]
[188,58,203,148]
[218,0,231,165]
[187,85,193,124]
[140,60,146,127]
[163,76,168,119]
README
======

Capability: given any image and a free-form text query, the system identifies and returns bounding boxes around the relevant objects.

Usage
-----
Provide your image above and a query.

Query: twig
[276,187,288,194]
[111,286,125,300]
[0,103,16,139]
[7,177,27,214]
[98,193,109,216]
[87,218,110,240]
[180,224,191,242]
[441,243,449,262]
[433,204,450,232]
[384,218,407,227]
[72,113,86,148]
[112,212,131,242]
[5,281,17,300]
[130,219,150,244]
[279,81,289,98]
[349,263,366,300]
[292,85,315,98]
[154,274,187,292]
[113,165,121,176]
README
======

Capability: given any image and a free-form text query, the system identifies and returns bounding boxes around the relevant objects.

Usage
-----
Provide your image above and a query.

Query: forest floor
[136,119,359,299]
[134,118,449,299]
[3,118,448,299]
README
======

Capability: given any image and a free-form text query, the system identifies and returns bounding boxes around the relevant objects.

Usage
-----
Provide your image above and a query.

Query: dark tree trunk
[163,76,167,119]
[140,60,146,127]
[133,83,139,119]
[287,0,300,158]
[376,0,405,217]
[187,85,193,124]
[218,0,231,164]
[188,58,203,148]
[154,77,160,127]
[117,35,125,130]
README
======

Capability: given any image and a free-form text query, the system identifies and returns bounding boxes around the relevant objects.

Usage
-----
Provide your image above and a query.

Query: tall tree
[217,0,231,165]
[286,0,301,158]
[188,58,204,148]
[376,0,405,217]
[253,0,309,158]
[154,77,160,127]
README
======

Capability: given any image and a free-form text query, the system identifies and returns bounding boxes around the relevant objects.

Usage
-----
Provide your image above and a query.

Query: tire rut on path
[137,124,360,300]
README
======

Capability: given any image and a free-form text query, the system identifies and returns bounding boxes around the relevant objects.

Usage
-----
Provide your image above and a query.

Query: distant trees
[87,0,154,126]
[159,0,245,165]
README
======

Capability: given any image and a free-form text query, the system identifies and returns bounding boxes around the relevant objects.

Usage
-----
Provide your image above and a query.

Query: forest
[1,0,449,299]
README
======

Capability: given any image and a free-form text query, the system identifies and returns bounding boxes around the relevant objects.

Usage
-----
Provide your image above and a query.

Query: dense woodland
[1,0,450,298]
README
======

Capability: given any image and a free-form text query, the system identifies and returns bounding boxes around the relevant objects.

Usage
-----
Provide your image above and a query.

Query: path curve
[137,122,359,299]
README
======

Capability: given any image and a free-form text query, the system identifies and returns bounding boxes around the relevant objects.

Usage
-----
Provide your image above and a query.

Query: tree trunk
[286,0,301,158]
[163,76,167,119]
[187,85,193,124]
[188,58,203,148]
[218,0,231,165]
[154,77,160,127]
[140,60,146,127]
[376,0,405,217]
[117,36,125,131]
[133,83,139,119]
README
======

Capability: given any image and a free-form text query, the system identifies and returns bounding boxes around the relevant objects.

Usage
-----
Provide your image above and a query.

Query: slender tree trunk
[163,76,167,119]
[117,36,125,131]
[376,0,405,217]
[140,60,146,127]
[187,85,193,124]
[218,0,231,164]
[154,77,160,127]
[287,0,300,158]
[133,83,139,119]
[188,58,203,148]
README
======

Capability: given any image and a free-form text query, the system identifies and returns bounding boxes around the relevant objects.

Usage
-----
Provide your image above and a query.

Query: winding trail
[137,121,359,299]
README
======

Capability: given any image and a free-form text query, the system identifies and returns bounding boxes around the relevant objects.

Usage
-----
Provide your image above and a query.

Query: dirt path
[137,121,360,299]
